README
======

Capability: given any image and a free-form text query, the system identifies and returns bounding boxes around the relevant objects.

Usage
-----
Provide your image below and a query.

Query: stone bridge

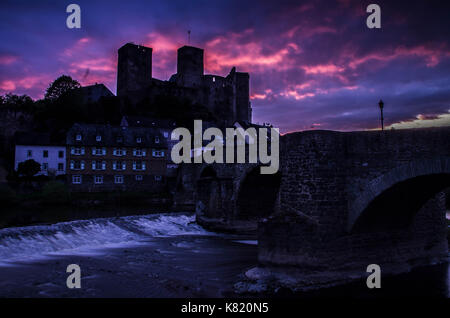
[177,127,450,287]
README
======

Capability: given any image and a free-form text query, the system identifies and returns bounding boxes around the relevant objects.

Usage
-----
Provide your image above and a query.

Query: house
[14,132,66,176]
[120,115,179,171]
[66,123,168,191]
[75,83,114,104]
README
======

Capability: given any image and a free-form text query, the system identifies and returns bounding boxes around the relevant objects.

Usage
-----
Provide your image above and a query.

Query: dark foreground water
[0,213,448,298]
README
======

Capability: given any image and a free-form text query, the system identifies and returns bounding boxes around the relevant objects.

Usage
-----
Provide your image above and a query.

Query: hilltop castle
[116,43,252,126]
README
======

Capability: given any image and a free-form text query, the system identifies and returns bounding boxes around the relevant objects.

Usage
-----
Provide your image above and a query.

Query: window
[116,136,123,143]
[92,147,106,156]
[135,175,143,181]
[27,150,32,157]
[133,148,146,157]
[76,134,82,141]
[94,175,104,184]
[152,150,165,158]
[43,150,48,158]
[113,148,126,156]
[163,132,169,138]
[72,175,82,184]
[92,160,106,170]
[114,175,124,184]
[155,136,160,143]
[58,151,64,158]
[58,163,64,171]
[154,175,162,181]
[136,137,142,143]
[96,135,102,142]
[71,147,85,156]
[70,160,85,170]
[42,163,48,171]
[132,161,146,171]
[113,161,126,171]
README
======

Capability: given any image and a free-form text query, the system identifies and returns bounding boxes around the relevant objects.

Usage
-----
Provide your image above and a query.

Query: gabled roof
[67,123,168,148]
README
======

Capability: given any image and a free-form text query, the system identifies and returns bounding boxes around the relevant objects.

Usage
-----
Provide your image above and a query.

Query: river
[0,213,448,297]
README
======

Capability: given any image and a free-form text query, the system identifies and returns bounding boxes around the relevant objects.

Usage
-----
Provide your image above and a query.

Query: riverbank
[0,183,174,228]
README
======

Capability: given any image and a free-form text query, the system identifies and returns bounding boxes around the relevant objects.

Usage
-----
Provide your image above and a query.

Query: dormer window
[155,136,160,143]
[96,135,102,142]
[136,137,142,143]
[76,134,82,141]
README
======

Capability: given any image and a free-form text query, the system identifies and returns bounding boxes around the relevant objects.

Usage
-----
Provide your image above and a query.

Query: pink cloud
[0,54,18,65]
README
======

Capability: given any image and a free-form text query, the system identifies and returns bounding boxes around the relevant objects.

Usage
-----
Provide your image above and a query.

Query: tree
[17,159,41,177]
[1,93,34,118]
[45,75,80,100]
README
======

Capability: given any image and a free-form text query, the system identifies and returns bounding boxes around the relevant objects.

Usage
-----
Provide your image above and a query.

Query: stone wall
[257,127,450,286]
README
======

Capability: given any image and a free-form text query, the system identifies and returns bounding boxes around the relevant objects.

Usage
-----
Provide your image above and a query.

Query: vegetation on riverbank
[0,182,173,228]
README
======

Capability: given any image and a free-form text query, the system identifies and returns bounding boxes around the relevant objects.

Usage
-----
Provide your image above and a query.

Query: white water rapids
[0,213,212,264]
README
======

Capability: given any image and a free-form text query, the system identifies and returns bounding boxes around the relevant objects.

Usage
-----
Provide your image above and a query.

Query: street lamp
[378,99,384,131]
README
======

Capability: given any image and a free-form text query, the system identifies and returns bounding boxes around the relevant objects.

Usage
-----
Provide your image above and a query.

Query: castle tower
[176,46,204,87]
[235,72,251,122]
[117,43,152,96]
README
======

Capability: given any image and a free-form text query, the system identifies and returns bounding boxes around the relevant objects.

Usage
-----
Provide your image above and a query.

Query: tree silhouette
[44,75,80,100]
[17,159,41,177]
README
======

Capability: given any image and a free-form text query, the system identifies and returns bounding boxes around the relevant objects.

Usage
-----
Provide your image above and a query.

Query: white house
[14,132,66,176]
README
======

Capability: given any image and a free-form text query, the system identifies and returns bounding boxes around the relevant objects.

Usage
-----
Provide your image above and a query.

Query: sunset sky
[0,0,449,132]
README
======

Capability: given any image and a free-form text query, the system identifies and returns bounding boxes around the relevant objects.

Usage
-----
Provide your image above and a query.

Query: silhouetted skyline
[0,0,449,132]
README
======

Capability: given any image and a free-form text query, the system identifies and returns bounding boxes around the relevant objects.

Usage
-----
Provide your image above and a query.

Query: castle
[117,43,252,126]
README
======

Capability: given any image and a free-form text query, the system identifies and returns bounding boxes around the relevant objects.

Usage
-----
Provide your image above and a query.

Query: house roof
[67,123,168,148]
[15,132,63,146]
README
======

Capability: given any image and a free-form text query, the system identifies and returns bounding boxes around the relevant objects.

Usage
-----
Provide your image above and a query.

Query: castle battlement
[116,43,251,126]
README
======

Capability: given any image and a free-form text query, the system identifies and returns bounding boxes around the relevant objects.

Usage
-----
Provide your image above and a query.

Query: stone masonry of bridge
[179,127,450,290]
[256,127,450,289]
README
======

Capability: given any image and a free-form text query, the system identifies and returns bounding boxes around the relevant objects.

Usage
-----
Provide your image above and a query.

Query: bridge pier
[253,128,450,291]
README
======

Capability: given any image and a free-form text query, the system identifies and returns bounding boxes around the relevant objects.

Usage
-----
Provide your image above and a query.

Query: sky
[0,0,449,133]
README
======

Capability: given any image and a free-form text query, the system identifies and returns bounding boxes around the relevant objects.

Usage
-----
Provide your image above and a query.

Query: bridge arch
[195,165,222,219]
[235,166,281,220]
[348,158,450,232]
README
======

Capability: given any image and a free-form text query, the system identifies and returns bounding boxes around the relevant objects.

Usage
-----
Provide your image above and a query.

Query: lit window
[92,147,105,156]
[76,134,82,141]
[94,175,104,184]
[71,147,85,155]
[135,175,143,181]
[163,132,169,138]
[113,148,126,156]
[155,136,160,143]
[114,175,124,184]
[96,135,102,142]
[136,137,142,143]
[152,150,164,158]
[134,148,146,157]
[72,175,82,184]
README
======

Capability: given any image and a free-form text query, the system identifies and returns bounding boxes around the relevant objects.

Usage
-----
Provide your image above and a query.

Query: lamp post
[378,99,384,131]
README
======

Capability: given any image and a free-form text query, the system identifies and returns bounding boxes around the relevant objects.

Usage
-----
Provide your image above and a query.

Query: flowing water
[0,212,448,297]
